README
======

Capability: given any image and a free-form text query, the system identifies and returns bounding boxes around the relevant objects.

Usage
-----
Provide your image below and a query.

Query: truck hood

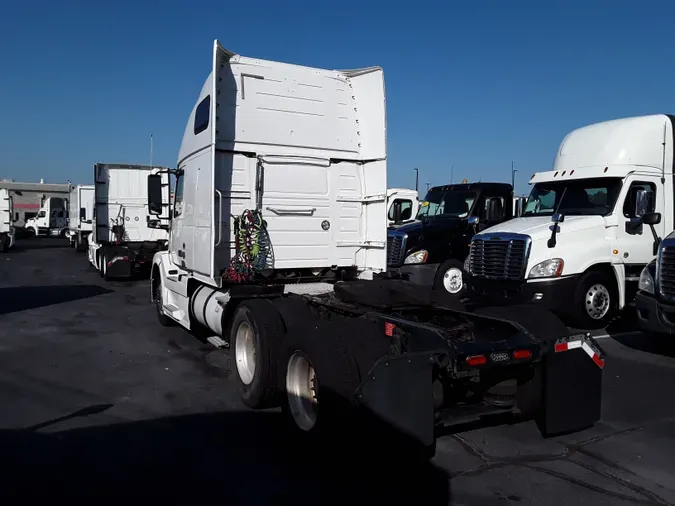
[479,215,607,242]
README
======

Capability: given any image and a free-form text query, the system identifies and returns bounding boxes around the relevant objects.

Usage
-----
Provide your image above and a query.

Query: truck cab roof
[427,182,513,193]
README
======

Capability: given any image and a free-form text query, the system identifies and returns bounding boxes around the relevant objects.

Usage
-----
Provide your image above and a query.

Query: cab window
[388,199,413,221]
[194,96,210,135]
[173,175,185,218]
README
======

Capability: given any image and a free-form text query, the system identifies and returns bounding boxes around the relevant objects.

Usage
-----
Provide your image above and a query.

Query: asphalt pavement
[1,238,674,504]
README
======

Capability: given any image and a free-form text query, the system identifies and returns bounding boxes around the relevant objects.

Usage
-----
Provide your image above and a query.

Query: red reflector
[592,354,605,369]
[554,342,568,353]
[513,349,532,359]
[107,261,112,267]
[384,322,395,337]
[466,355,486,366]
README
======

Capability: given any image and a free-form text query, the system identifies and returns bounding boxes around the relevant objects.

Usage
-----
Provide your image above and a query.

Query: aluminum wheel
[585,283,610,320]
[286,351,318,432]
[442,267,464,294]
[235,321,256,385]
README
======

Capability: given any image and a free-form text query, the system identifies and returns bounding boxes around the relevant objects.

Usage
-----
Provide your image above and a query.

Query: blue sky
[1,0,674,196]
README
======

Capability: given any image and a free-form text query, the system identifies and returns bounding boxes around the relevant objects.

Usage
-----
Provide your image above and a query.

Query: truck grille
[658,246,675,298]
[469,235,530,281]
[387,234,406,267]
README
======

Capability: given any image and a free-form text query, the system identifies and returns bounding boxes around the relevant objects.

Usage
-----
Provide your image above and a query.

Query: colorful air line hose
[223,210,271,283]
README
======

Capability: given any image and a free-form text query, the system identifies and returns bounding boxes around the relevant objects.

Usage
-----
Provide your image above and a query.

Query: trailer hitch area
[553,333,605,369]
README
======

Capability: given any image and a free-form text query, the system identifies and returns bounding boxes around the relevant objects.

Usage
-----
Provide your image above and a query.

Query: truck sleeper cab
[465,114,672,329]
[88,163,170,280]
[387,182,515,297]
[147,40,604,459]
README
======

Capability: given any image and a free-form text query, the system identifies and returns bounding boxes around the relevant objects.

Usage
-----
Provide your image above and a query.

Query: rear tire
[570,270,617,329]
[230,299,286,409]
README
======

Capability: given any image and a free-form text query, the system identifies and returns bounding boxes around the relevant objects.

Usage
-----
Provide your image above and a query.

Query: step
[206,336,228,349]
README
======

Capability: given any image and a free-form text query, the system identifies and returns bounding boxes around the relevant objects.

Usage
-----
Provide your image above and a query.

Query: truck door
[615,177,665,269]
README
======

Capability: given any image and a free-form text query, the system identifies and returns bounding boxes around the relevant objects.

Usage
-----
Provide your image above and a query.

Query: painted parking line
[589,330,642,340]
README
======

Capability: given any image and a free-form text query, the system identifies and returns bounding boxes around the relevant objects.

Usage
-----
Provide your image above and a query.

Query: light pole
[414,168,419,192]
[511,161,518,191]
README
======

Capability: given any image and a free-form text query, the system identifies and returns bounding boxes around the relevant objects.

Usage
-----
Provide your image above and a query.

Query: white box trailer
[142,41,603,459]
[88,163,169,280]
[67,184,94,252]
[0,188,15,252]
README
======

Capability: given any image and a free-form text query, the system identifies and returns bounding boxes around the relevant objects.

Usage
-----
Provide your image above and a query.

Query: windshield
[523,177,622,217]
[417,189,477,218]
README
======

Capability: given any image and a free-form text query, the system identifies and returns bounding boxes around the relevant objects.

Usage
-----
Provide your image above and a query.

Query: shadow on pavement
[0,407,450,504]
[11,237,70,251]
[611,331,675,358]
[0,284,113,315]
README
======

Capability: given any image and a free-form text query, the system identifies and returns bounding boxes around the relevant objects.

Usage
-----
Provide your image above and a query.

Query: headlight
[638,265,655,294]
[528,258,564,278]
[463,255,470,272]
[404,250,428,264]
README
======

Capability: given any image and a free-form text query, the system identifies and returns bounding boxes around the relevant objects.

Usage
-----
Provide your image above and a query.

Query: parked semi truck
[387,182,517,297]
[88,163,169,280]
[67,184,94,252]
[465,114,673,329]
[635,227,675,335]
[0,188,16,252]
[146,40,604,458]
[24,197,68,237]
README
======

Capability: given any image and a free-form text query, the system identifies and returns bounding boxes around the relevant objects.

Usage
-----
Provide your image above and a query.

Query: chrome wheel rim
[235,321,256,385]
[443,267,463,294]
[585,283,610,319]
[286,351,318,431]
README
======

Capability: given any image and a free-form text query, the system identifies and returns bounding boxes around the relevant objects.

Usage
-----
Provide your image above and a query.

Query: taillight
[466,355,486,366]
[513,349,532,360]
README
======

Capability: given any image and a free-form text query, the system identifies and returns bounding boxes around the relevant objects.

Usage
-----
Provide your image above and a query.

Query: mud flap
[105,246,133,278]
[356,354,435,449]
[535,334,604,437]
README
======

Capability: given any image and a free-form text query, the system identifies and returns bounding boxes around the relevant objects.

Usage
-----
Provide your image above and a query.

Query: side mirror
[79,208,86,222]
[392,201,402,224]
[485,198,503,222]
[642,212,661,226]
[552,213,565,223]
[148,174,163,216]
[635,189,654,218]
[468,216,479,226]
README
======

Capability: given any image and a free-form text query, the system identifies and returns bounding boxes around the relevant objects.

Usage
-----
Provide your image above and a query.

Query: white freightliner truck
[67,184,95,252]
[88,163,170,280]
[465,114,671,329]
[0,188,16,252]
[146,40,605,457]
[24,197,68,237]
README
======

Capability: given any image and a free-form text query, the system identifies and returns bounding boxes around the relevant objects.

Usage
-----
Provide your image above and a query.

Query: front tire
[153,278,175,327]
[570,270,617,329]
[434,259,466,297]
[230,299,285,409]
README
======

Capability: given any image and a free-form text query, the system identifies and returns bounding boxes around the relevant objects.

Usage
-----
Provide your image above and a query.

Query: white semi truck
[145,40,605,458]
[24,197,68,237]
[0,188,16,252]
[67,184,95,252]
[465,114,672,329]
[88,163,169,280]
